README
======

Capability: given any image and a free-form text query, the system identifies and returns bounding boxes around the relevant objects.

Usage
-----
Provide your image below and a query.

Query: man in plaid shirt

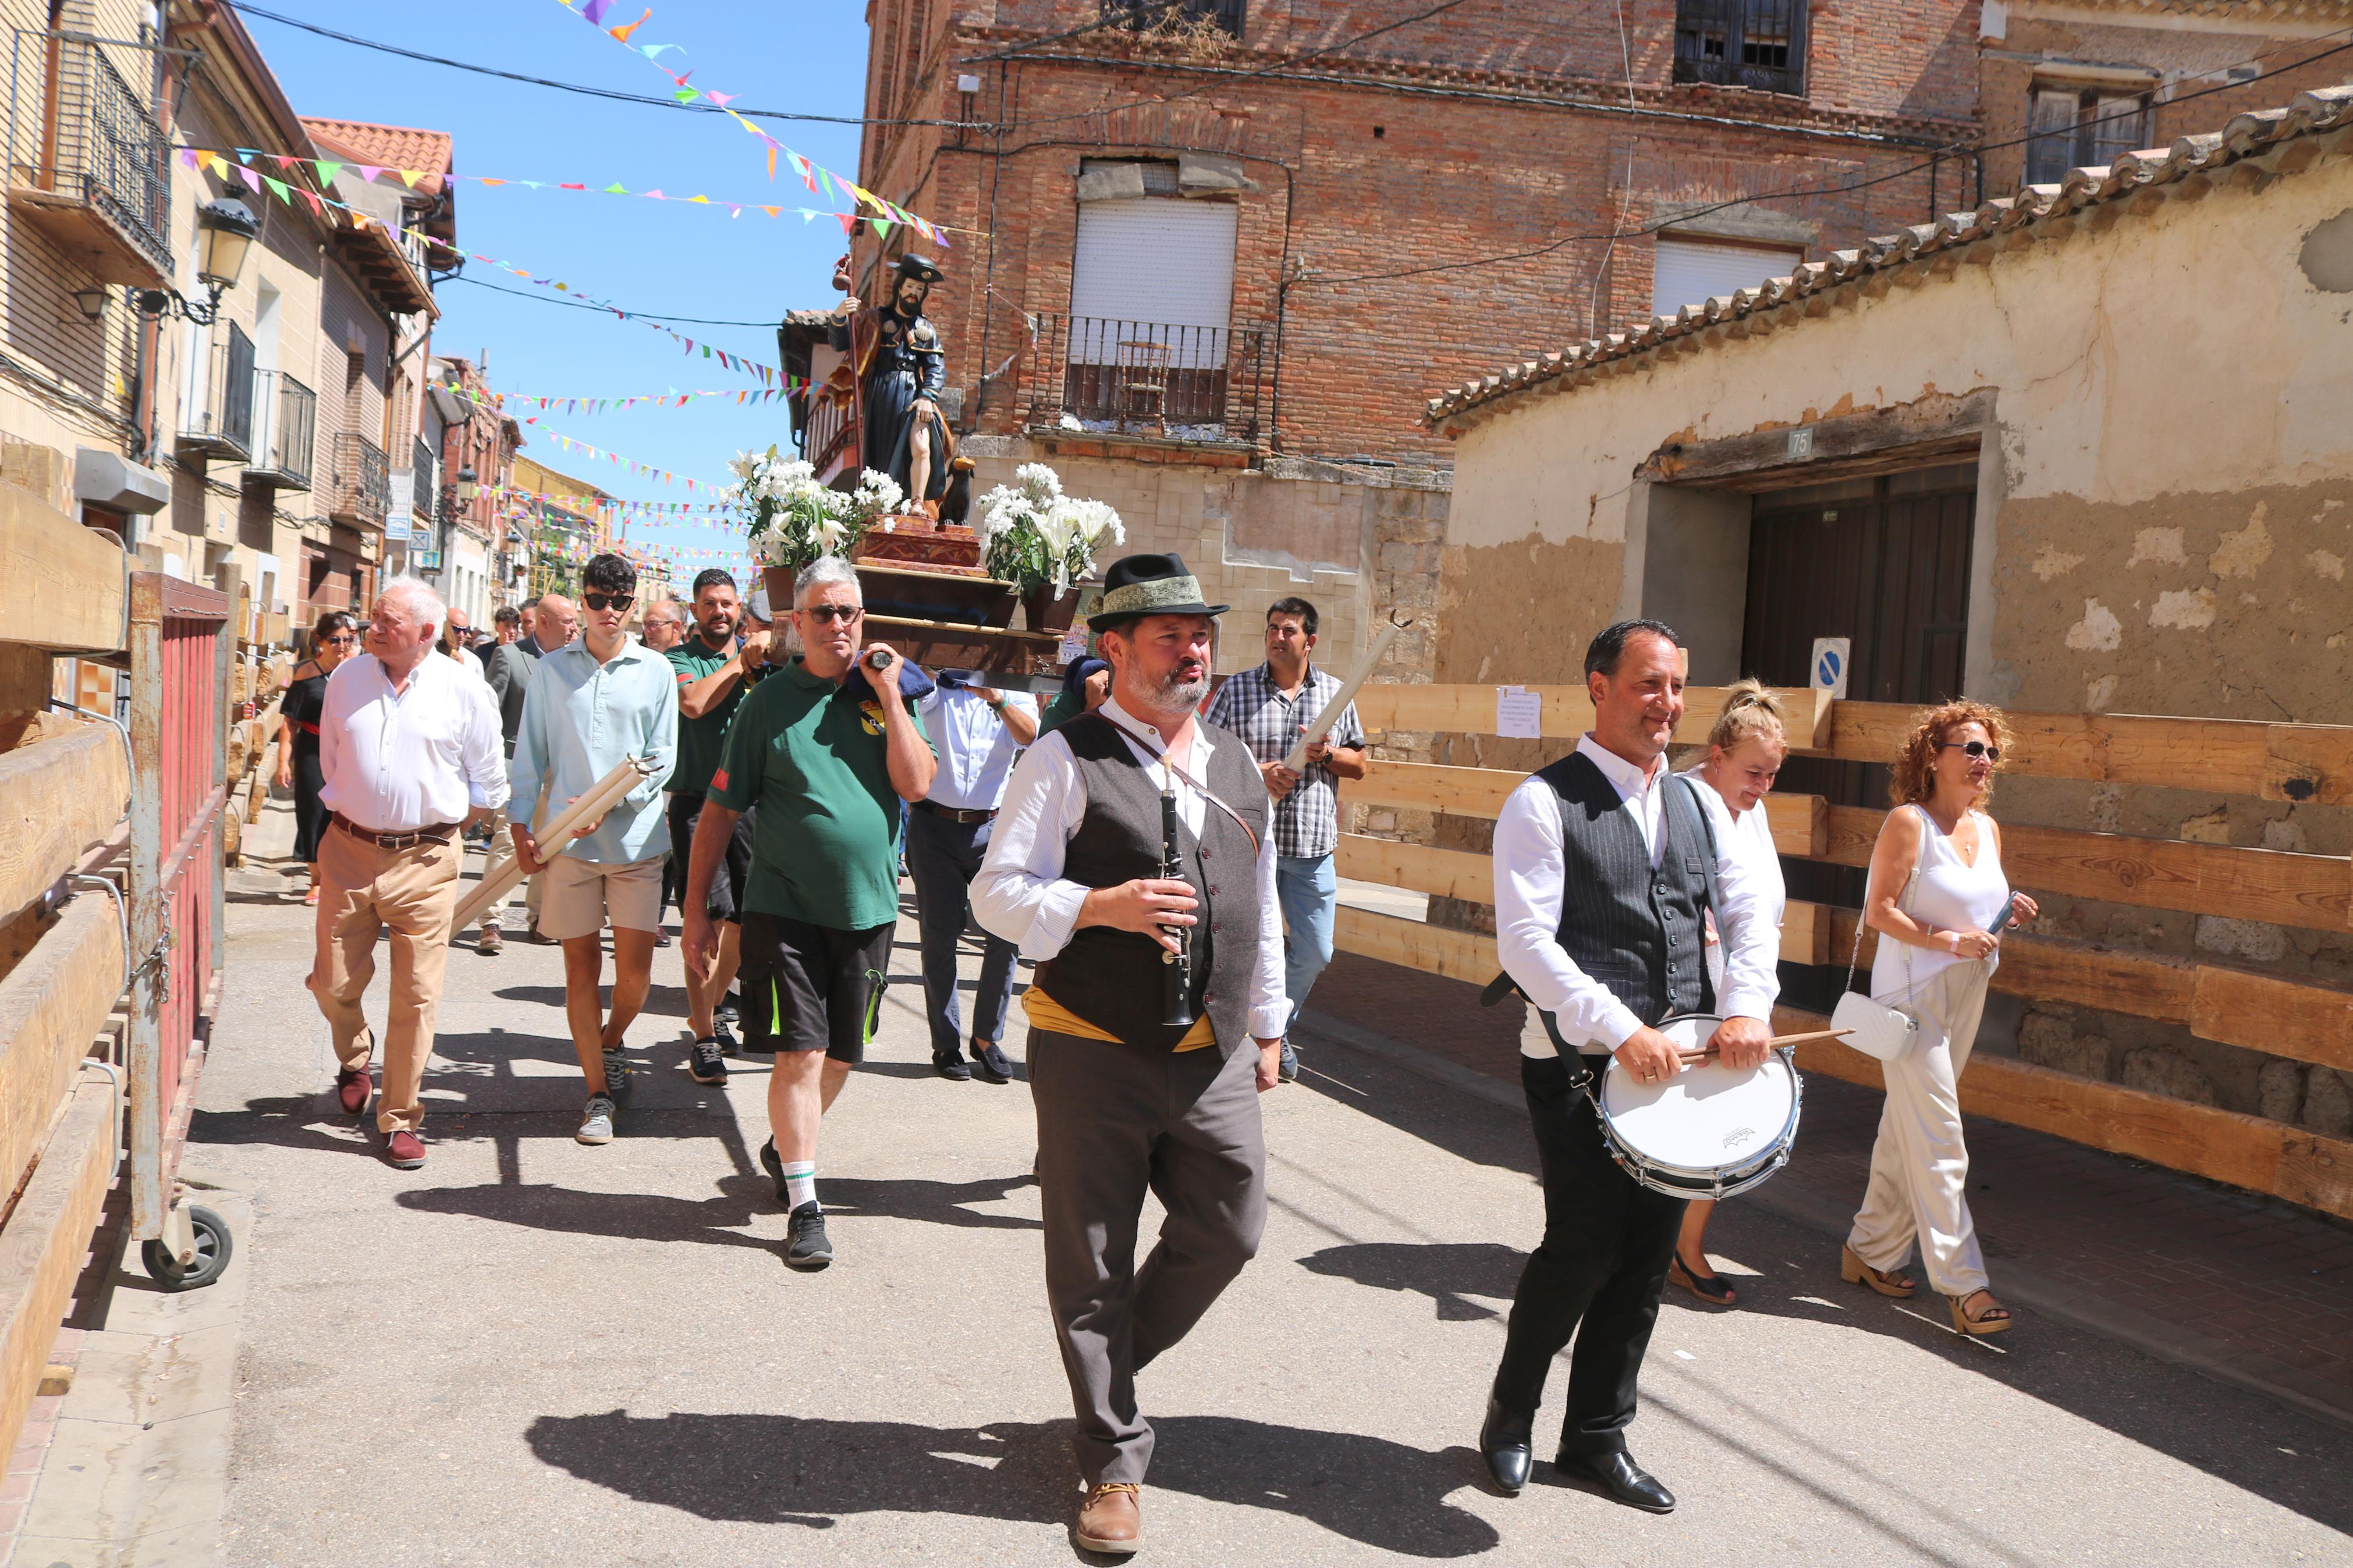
[1206,597,1367,1081]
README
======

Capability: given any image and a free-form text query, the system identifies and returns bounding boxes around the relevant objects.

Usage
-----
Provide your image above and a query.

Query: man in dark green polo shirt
[665,568,771,1083]
[684,555,935,1271]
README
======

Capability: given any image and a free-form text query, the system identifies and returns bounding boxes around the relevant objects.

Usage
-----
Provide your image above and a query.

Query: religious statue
[835,253,951,513]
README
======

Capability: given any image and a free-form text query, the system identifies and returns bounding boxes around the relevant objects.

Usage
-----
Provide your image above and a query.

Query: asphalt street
[184,830,2353,1566]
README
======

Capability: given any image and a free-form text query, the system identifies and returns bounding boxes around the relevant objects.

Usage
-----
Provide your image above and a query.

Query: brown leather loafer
[336,1067,373,1118]
[384,1129,427,1169]
[1074,1482,1142,1555]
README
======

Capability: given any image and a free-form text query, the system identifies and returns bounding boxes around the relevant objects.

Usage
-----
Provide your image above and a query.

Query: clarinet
[1159,768,1196,1029]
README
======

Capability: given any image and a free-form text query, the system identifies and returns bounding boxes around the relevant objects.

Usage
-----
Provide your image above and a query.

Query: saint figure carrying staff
[833,253,952,512]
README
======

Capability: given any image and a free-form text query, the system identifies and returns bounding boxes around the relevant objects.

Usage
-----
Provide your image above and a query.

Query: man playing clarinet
[973,553,1284,1558]
[1479,618,1779,1512]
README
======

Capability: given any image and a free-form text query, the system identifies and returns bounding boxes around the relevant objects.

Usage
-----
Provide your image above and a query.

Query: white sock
[782,1161,817,1210]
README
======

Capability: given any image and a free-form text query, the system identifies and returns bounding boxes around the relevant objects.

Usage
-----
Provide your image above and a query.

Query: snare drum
[1595,1014,1802,1201]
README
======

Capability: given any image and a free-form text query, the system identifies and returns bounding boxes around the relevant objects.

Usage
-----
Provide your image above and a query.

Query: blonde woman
[1671,681,1789,1308]
[1841,701,2036,1336]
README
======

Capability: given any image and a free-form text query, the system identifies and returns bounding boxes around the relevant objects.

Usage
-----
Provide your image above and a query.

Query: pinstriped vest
[1034,714,1269,1057]
[1533,752,1717,1050]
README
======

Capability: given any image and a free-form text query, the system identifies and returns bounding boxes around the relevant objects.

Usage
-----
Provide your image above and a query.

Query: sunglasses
[582,592,634,612]
[802,603,863,625]
[1941,740,2001,762]
[321,634,357,645]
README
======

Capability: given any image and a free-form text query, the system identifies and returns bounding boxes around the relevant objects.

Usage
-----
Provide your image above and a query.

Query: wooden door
[1738,463,1976,999]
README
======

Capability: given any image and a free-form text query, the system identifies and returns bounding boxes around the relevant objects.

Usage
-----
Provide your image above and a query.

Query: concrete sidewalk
[26,810,2353,1565]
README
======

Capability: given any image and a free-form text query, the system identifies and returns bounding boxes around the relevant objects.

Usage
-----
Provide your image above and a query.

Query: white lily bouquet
[973,462,1125,598]
[732,446,906,574]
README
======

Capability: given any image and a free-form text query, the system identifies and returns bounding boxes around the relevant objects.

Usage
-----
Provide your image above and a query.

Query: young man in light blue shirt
[510,553,679,1145]
[908,675,1037,1082]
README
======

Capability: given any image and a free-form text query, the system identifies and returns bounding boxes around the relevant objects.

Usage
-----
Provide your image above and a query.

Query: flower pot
[1023,583,1082,637]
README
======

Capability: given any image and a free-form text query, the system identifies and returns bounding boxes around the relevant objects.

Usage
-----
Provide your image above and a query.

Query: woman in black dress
[274,611,357,904]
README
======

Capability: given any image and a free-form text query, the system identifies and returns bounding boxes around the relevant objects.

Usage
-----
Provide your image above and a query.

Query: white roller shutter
[1070,197,1237,368]
[1651,236,1802,318]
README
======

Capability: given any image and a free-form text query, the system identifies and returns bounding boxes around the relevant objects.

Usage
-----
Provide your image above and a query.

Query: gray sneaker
[576,1093,616,1145]
[601,1049,630,1098]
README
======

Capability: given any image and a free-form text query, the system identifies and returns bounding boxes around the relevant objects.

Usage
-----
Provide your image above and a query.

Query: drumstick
[1671,1028,1853,1061]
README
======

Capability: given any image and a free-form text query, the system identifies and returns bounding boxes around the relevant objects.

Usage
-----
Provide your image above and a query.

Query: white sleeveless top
[1678,766,1786,999]
[1871,803,2010,1001]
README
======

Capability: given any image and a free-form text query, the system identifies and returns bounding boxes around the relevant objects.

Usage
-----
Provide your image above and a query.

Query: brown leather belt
[333,813,459,850]
[913,799,996,825]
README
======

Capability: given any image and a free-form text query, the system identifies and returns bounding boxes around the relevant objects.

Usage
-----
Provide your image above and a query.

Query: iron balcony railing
[1024,314,1266,446]
[5,30,172,278]
[328,431,390,528]
[1671,0,1805,97]
[243,371,316,491]
[178,323,255,460]
[1102,0,1245,38]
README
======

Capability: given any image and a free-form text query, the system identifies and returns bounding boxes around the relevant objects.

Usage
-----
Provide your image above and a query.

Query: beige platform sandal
[1840,1244,1917,1299]
[1950,1289,2014,1336]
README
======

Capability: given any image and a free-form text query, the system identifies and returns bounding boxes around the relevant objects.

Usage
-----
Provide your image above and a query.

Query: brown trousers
[1030,1029,1267,1488]
[307,825,461,1133]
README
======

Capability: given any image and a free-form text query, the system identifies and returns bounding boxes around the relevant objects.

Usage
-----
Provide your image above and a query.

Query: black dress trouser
[1492,1053,1688,1456]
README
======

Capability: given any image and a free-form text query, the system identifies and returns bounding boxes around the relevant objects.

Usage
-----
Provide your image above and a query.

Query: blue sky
[239,0,878,577]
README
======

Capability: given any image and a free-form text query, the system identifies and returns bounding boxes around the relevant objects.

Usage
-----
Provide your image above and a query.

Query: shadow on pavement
[1296,1242,1525,1321]
[490,982,690,1019]
[399,1177,780,1249]
[524,1411,1498,1556]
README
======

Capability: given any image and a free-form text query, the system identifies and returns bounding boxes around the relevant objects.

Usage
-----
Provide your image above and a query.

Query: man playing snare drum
[1477,619,1779,1513]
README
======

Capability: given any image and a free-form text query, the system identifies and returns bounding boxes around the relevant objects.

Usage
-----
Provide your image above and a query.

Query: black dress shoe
[933,1052,973,1081]
[1478,1398,1534,1495]
[1554,1449,1676,1514]
[969,1041,1014,1084]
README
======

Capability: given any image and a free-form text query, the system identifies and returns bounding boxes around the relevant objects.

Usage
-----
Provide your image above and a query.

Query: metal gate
[127,571,234,1272]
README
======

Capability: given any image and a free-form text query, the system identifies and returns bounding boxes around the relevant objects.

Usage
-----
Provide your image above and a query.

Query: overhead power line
[443,273,783,328]
[223,2,966,129]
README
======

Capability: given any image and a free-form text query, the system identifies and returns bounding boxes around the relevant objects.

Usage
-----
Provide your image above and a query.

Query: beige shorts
[538,852,667,940]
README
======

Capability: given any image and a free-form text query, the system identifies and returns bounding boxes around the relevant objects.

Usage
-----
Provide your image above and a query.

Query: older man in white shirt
[312,577,509,1169]
[1475,618,1776,1515]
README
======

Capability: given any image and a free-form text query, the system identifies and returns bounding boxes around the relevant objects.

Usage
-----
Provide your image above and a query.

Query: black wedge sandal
[1668,1251,1737,1307]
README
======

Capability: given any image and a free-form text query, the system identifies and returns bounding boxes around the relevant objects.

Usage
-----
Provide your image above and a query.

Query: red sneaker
[336,1067,373,1118]
[384,1130,426,1169]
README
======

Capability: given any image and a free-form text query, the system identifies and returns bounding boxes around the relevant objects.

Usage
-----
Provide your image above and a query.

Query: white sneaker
[576,1094,616,1144]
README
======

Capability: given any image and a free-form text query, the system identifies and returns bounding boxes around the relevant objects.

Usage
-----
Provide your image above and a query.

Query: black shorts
[737,912,893,1064]
[667,791,755,924]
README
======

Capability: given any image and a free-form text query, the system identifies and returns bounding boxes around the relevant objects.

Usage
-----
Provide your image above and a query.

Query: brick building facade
[854,0,1982,468]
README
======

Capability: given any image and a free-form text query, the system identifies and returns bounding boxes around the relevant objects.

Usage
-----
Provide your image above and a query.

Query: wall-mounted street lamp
[70,287,107,322]
[457,465,479,504]
[132,198,261,326]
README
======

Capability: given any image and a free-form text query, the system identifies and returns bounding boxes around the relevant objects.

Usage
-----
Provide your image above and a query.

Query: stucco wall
[1429,137,2353,1133]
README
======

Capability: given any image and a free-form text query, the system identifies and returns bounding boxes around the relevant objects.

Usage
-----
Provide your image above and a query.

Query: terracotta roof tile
[1425,86,2353,428]
[297,118,454,195]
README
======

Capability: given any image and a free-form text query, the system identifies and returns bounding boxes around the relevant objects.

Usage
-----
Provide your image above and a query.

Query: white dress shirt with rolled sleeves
[971,696,1290,1041]
[1495,734,1779,1058]
[317,651,511,833]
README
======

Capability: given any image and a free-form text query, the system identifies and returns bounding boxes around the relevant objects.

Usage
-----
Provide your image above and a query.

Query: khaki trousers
[308,824,462,1133]
[1847,960,1994,1297]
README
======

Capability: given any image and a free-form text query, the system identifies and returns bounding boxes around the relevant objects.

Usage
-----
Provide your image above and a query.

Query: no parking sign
[1811,637,1850,699]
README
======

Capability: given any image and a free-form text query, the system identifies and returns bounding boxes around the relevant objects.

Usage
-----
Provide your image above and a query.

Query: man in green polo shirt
[665,568,772,1083]
[684,555,935,1271]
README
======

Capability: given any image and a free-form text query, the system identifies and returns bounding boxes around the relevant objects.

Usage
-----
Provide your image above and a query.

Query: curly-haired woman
[275,610,359,905]
[1841,699,2036,1336]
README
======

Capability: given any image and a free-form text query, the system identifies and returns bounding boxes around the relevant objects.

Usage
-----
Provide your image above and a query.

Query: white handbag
[1830,862,1921,1063]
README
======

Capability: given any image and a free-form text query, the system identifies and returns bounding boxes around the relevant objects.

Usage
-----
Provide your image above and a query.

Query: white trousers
[1847,959,1993,1297]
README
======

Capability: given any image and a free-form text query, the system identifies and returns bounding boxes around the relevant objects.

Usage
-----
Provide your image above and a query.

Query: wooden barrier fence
[1336,684,2353,1222]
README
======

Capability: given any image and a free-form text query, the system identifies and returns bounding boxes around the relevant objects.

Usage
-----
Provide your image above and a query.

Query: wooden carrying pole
[452,756,659,936]
[1282,614,1408,773]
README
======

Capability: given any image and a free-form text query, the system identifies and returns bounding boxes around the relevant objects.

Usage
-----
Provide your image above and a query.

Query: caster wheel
[141,1204,233,1292]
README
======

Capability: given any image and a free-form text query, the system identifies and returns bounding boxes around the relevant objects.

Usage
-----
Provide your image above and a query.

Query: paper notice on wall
[1495,685,1542,739]
[1058,623,1090,665]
